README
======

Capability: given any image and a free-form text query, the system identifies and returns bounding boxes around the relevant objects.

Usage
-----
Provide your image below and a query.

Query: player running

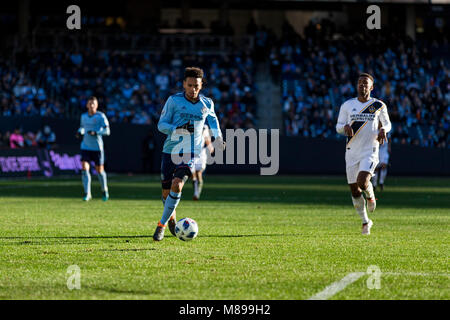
[192,125,214,201]
[336,73,391,235]
[76,96,110,201]
[372,133,391,192]
[153,67,225,241]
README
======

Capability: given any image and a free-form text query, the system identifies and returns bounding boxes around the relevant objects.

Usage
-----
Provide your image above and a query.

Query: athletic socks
[82,170,91,195]
[97,171,108,192]
[352,195,369,224]
[160,191,181,226]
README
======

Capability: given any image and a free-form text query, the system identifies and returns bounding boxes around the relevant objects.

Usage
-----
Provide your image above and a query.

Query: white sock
[363,181,375,199]
[352,195,369,224]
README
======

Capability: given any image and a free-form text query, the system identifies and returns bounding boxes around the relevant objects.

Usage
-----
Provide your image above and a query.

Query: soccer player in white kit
[336,73,391,235]
[191,125,214,200]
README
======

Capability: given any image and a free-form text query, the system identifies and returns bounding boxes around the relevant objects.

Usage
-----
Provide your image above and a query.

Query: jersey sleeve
[158,96,177,135]
[206,99,222,139]
[378,103,392,133]
[97,113,110,136]
[336,103,348,135]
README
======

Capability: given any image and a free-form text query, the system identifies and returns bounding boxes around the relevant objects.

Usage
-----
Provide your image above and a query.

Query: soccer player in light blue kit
[76,96,111,201]
[153,67,225,241]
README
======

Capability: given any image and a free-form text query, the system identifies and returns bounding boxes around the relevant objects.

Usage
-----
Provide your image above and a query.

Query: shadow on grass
[0,183,450,208]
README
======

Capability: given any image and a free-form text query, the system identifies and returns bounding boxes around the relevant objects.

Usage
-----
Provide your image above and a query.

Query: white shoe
[367,198,376,213]
[362,219,373,235]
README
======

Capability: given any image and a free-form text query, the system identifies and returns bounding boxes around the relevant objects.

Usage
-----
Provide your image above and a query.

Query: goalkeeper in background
[154,67,225,241]
[76,96,110,201]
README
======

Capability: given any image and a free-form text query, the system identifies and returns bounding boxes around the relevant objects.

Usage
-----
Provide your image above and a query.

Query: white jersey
[336,97,391,166]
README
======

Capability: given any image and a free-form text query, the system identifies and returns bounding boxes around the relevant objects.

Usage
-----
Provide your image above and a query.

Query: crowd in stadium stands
[0,126,56,149]
[277,19,449,148]
[0,50,257,132]
[0,17,448,149]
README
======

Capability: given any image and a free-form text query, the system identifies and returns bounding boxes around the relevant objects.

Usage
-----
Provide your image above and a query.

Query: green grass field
[0,175,448,300]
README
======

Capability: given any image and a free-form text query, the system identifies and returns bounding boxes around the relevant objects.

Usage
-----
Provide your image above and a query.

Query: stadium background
[0,0,449,177]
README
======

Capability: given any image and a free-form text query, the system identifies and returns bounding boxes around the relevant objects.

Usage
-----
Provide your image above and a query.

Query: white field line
[307,271,450,300]
[308,272,365,300]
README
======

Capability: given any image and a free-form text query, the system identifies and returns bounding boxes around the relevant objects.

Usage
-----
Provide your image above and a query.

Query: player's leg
[196,152,207,200]
[96,161,109,201]
[154,154,192,241]
[347,163,371,234]
[192,170,199,200]
[196,169,204,199]
[162,188,177,236]
[154,174,189,241]
[358,156,378,212]
[81,151,92,201]
[379,163,388,191]
[372,167,379,190]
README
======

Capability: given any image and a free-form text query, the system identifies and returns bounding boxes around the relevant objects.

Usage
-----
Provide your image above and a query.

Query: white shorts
[346,156,379,184]
[191,151,207,173]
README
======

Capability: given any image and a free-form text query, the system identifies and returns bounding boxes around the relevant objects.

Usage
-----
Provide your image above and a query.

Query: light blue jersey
[158,92,222,155]
[79,112,110,151]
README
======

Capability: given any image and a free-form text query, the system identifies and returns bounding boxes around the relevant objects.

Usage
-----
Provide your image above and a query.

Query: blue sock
[82,170,91,195]
[160,191,181,226]
[97,171,108,192]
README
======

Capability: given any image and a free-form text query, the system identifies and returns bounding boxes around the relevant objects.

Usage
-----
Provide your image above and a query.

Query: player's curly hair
[184,67,204,82]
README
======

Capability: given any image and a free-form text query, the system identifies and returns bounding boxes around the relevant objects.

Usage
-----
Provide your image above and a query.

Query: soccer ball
[175,218,199,241]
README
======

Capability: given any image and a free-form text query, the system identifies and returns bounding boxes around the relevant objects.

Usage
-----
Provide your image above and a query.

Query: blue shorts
[160,153,194,189]
[81,149,104,166]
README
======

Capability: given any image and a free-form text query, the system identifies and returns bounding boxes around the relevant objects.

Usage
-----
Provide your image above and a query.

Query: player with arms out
[76,96,110,201]
[336,73,391,235]
[192,125,214,201]
[153,67,225,241]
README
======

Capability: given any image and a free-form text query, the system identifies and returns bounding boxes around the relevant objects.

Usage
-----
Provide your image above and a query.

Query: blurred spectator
[0,51,258,130]
[36,125,56,149]
[9,127,24,148]
[24,131,38,147]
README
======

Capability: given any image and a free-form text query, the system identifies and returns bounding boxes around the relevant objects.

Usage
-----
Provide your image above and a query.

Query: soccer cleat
[193,194,199,201]
[367,198,376,213]
[362,219,373,235]
[379,184,384,192]
[168,213,177,236]
[83,193,92,201]
[102,191,109,202]
[153,222,166,241]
